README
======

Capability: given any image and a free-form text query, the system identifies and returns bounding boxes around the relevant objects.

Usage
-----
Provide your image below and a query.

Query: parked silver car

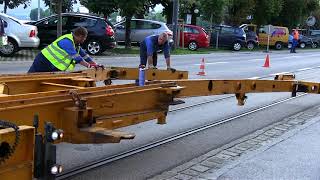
[114,19,173,44]
[0,13,40,57]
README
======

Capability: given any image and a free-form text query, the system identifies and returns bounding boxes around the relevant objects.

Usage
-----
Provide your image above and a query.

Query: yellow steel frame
[0,126,34,180]
[0,74,319,144]
[0,69,318,179]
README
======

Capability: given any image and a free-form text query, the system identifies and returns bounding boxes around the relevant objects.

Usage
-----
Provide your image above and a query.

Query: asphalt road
[2,49,320,179]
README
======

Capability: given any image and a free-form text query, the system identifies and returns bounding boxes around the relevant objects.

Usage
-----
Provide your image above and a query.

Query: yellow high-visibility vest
[41,33,80,71]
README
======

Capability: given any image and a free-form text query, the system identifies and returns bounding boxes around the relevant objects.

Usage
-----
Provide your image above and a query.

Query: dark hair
[74,27,88,37]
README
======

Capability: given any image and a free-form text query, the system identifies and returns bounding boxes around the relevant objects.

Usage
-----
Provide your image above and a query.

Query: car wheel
[299,42,306,49]
[275,42,282,50]
[247,41,255,50]
[86,39,103,55]
[188,41,198,51]
[312,43,318,48]
[0,38,18,57]
[233,42,242,51]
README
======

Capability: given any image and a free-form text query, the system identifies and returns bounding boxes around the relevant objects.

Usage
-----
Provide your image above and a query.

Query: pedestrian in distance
[290,27,299,53]
[28,26,103,73]
[139,32,175,71]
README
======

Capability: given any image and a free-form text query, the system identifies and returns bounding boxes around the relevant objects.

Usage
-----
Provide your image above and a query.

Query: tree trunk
[165,2,173,24]
[125,15,132,49]
[4,0,7,14]
[191,12,197,25]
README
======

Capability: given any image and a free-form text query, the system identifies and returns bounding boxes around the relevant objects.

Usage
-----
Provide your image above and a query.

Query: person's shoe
[167,67,176,73]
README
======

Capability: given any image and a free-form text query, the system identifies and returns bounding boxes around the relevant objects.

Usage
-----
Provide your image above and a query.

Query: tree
[252,0,284,26]
[272,0,319,29]
[225,0,255,26]
[199,0,225,29]
[0,0,30,14]
[43,0,77,13]
[79,0,118,16]
[117,0,148,48]
[29,8,45,21]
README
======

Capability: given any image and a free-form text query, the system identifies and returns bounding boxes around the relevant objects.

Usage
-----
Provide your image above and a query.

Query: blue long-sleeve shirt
[57,38,93,63]
[141,35,170,58]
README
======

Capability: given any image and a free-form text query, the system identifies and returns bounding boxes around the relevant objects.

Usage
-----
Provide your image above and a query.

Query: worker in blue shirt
[28,27,102,73]
[140,33,174,70]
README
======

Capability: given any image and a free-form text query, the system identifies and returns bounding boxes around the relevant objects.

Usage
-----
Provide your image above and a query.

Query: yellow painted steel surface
[0,126,34,180]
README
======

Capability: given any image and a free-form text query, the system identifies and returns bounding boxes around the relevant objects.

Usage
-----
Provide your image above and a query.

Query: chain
[0,120,20,165]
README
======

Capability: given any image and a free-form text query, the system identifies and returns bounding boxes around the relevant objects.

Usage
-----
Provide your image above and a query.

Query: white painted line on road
[194,62,229,66]
[248,59,264,62]
[297,68,312,71]
[270,72,290,76]
[247,77,260,79]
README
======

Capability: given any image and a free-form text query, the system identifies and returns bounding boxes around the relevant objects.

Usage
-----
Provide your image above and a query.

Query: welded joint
[235,93,247,106]
[69,90,87,109]
[160,86,185,95]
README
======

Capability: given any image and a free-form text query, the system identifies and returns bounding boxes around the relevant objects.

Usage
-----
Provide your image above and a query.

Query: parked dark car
[288,34,318,49]
[27,13,116,55]
[239,24,259,50]
[210,25,246,51]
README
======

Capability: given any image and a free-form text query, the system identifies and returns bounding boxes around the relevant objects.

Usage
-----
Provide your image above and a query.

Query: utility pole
[172,0,179,49]
[57,0,62,37]
[37,0,40,20]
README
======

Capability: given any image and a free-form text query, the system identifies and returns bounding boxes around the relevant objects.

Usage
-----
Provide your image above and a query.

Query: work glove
[97,64,105,69]
[167,67,176,73]
[88,63,98,69]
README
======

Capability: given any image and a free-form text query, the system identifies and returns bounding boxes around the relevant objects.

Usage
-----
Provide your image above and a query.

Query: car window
[221,27,234,34]
[184,27,193,33]
[69,17,97,27]
[130,20,137,29]
[134,21,161,29]
[192,28,200,34]
[41,16,68,26]
[259,27,266,33]
[311,31,320,36]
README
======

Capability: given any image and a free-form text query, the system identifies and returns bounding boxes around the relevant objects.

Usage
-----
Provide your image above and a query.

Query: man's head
[73,27,88,44]
[158,32,168,45]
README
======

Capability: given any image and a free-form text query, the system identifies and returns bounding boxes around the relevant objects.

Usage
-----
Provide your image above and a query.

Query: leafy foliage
[29,8,45,21]
[225,0,255,26]
[43,0,77,13]
[0,0,30,13]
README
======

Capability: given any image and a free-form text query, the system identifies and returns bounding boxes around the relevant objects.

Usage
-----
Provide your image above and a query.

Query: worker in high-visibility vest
[290,27,300,53]
[28,27,102,73]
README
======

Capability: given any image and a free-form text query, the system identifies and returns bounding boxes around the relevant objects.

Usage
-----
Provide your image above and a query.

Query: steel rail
[57,67,320,179]
[57,92,307,179]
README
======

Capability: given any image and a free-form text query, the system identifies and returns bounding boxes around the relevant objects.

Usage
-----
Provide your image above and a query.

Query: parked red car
[178,24,210,50]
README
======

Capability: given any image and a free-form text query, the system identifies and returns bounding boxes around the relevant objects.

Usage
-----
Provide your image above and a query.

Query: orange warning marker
[197,58,206,76]
[263,54,270,68]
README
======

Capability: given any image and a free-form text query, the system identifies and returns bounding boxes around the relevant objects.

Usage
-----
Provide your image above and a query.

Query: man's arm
[57,40,92,68]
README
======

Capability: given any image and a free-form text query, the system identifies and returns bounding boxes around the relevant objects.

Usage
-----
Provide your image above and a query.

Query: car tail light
[29,30,36,37]
[105,25,114,36]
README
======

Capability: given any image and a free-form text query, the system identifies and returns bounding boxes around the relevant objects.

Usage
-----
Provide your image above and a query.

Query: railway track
[58,94,308,179]
[57,67,320,179]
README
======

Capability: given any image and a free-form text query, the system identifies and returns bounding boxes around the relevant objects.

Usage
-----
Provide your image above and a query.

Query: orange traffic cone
[263,54,270,68]
[197,58,206,76]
